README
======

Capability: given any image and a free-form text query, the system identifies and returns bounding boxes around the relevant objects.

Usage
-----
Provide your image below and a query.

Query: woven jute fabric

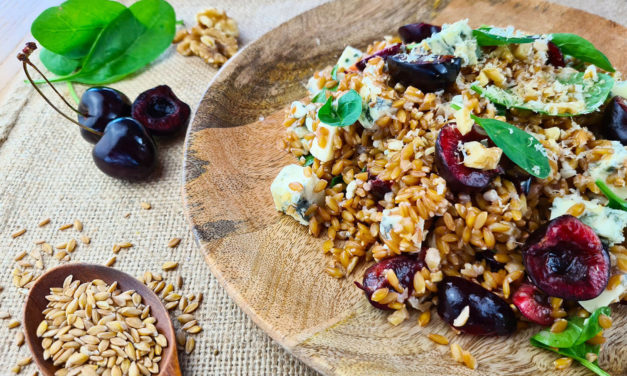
[0,0,624,375]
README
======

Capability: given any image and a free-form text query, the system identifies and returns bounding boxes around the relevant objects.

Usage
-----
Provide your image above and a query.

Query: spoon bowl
[23,263,181,376]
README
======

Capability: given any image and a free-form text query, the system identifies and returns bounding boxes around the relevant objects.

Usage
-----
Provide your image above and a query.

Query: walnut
[196,7,239,38]
[190,40,227,66]
[173,8,239,67]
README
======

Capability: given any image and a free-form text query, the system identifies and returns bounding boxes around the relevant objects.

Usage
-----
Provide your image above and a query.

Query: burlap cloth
[0,1,624,375]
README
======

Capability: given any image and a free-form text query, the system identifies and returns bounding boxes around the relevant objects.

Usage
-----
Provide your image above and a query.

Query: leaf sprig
[596,180,627,211]
[531,307,611,376]
[317,89,362,127]
[31,0,176,84]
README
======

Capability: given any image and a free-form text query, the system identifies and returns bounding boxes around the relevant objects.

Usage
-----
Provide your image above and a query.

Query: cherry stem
[18,43,103,137]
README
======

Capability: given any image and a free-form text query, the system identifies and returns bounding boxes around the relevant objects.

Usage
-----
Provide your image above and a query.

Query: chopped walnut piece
[173,8,239,67]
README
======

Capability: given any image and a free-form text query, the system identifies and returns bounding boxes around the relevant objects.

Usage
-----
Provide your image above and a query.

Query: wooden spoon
[23,263,181,376]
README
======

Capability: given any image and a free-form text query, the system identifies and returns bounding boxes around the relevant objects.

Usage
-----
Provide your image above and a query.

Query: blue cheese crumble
[271,164,324,225]
[550,193,627,245]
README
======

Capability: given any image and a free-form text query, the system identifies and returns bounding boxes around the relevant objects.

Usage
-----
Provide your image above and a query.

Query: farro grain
[58,223,73,231]
[38,218,51,227]
[11,229,26,238]
[428,333,449,345]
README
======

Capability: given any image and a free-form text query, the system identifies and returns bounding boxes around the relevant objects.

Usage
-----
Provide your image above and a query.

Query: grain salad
[271,19,626,373]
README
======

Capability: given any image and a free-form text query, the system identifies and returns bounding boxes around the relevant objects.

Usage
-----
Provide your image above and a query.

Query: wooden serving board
[182,0,627,374]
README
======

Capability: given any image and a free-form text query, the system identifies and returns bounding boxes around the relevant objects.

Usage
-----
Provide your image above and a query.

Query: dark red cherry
[398,22,441,43]
[78,87,131,143]
[92,117,157,180]
[355,43,402,71]
[355,255,424,310]
[368,177,393,200]
[387,54,461,92]
[512,283,554,326]
[132,85,191,136]
[602,96,627,145]
[435,123,502,192]
[546,41,565,67]
[437,276,517,336]
[522,215,610,301]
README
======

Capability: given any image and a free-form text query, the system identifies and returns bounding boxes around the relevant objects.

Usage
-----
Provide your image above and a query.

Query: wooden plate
[182,0,627,374]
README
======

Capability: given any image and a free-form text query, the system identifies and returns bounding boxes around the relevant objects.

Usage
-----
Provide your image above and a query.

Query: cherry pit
[18,42,191,181]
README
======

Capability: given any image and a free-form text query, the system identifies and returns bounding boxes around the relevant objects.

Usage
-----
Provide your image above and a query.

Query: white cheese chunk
[290,101,308,119]
[588,141,627,199]
[306,76,324,97]
[310,122,338,162]
[612,80,627,99]
[579,274,626,313]
[336,46,362,70]
[551,194,627,245]
[380,209,403,241]
[270,164,324,225]
[345,180,358,200]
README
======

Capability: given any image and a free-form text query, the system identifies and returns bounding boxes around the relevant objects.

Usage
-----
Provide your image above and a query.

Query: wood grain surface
[182,0,627,374]
[23,264,181,376]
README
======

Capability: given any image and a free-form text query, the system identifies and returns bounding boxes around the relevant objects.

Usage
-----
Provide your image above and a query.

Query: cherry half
[132,85,190,136]
[78,87,131,143]
[398,22,441,44]
[435,123,502,192]
[521,215,610,301]
[603,96,627,145]
[93,118,157,181]
[387,54,461,93]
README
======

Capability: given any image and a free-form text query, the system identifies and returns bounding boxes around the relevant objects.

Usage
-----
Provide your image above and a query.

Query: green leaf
[531,340,610,376]
[550,33,614,72]
[530,307,611,376]
[31,0,126,59]
[303,154,315,167]
[330,175,344,187]
[473,26,535,46]
[63,0,175,84]
[472,116,551,178]
[317,89,362,127]
[596,180,627,211]
[331,65,338,81]
[472,72,614,116]
[40,48,80,76]
[311,90,328,104]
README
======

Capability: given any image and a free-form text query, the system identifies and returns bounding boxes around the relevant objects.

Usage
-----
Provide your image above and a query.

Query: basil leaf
[531,339,610,376]
[472,72,614,116]
[65,0,176,84]
[473,26,535,46]
[317,89,362,126]
[596,180,627,211]
[330,175,344,187]
[472,116,551,178]
[311,90,328,104]
[303,154,315,167]
[550,33,614,72]
[31,0,126,59]
[40,48,81,76]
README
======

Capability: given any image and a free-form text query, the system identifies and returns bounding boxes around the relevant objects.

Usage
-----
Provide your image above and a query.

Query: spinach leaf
[40,48,80,76]
[317,89,362,126]
[330,175,344,187]
[31,0,126,59]
[531,340,609,376]
[596,180,627,211]
[550,33,614,72]
[303,154,315,167]
[311,90,328,104]
[69,0,175,84]
[474,117,550,178]
[530,307,611,376]
[471,72,614,116]
[449,103,550,178]
[473,26,535,46]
